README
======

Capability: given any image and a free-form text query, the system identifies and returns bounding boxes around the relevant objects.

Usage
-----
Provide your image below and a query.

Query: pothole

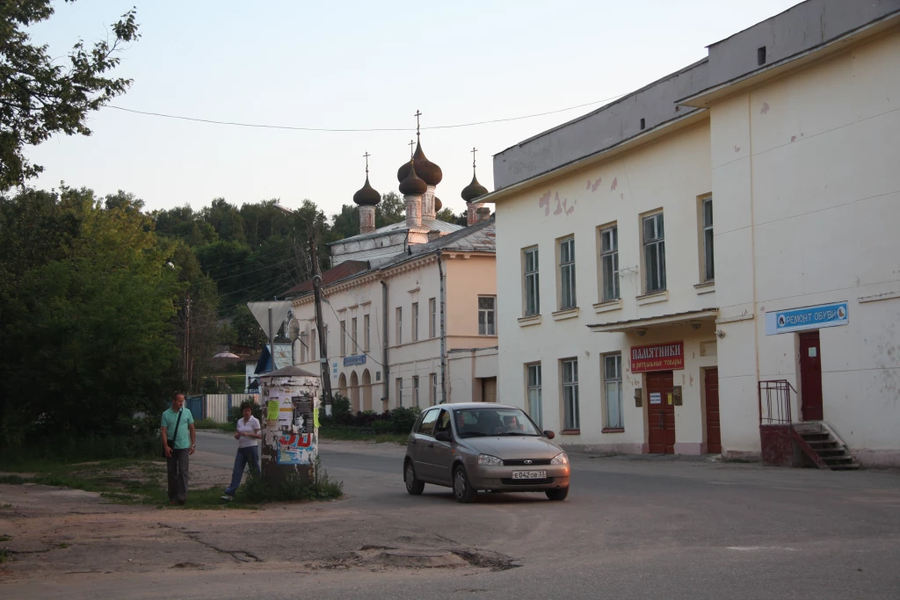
[309,546,520,572]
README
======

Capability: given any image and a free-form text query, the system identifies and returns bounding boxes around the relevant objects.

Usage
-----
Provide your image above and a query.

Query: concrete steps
[792,422,860,471]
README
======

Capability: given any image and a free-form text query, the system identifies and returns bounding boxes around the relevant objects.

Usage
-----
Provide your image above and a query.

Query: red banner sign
[630,341,684,373]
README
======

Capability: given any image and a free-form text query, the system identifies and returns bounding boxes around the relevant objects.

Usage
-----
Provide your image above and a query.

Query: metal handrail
[758,379,796,425]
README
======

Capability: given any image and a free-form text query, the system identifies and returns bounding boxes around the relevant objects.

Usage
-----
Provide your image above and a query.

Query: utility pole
[185,292,192,392]
[309,231,333,412]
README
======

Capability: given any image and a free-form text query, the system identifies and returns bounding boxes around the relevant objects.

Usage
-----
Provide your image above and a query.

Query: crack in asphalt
[157,523,263,563]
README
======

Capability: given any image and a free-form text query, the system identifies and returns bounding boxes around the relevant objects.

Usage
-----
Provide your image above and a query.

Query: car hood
[460,436,563,459]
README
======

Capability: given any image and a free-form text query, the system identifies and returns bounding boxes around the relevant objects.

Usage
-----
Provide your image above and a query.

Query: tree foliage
[0,1,140,190]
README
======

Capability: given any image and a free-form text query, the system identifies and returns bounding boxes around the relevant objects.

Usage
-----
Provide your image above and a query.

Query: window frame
[351,317,358,354]
[396,377,403,407]
[395,307,402,345]
[602,353,624,430]
[558,236,576,311]
[642,212,666,294]
[526,363,542,428]
[429,298,437,338]
[430,373,438,406]
[478,295,496,335]
[340,319,346,356]
[700,196,714,282]
[412,302,419,342]
[561,358,580,431]
[363,314,370,352]
[412,375,420,408]
[598,224,620,302]
[522,246,540,317]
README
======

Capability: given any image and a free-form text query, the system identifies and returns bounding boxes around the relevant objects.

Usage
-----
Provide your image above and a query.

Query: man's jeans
[225,445,260,496]
[167,448,190,501]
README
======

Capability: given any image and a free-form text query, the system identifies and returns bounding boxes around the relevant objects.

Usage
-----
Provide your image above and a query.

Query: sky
[25,0,802,218]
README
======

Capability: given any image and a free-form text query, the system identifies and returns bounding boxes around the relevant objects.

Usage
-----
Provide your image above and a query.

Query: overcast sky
[25,0,801,217]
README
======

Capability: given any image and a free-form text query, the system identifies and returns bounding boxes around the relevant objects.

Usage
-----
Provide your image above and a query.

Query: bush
[388,406,421,433]
[235,457,342,503]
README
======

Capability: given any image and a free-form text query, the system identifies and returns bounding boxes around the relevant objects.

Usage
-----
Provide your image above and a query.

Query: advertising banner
[631,341,685,373]
[765,302,848,335]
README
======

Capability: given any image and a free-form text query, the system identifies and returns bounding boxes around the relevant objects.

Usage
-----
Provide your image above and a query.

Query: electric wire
[107,93,627,133]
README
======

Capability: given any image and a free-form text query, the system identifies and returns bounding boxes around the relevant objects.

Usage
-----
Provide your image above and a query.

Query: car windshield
[453,408,541,438]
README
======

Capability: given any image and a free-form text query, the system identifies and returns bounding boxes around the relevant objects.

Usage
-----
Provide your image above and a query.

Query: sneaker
[220,494,234,502]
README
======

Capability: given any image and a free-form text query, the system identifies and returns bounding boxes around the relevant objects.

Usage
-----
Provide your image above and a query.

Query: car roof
[427,403,521,411]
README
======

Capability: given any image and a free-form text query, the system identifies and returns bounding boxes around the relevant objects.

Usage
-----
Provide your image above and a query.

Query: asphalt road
[187,431,900,600]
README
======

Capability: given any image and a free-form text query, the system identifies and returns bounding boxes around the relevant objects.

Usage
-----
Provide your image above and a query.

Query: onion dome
[397,141,443,187]
[353,176,381,206]
[398,160,427,196]
[434,197,442,211]
[461,173,488,203]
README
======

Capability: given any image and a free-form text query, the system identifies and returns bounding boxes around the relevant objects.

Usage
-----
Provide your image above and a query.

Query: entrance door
[647,371,675,454]
[481,377,497,403]
[705,368,721,454]
[799,331,823,421]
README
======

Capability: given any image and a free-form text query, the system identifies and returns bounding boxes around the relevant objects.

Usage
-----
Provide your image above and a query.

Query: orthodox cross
[408,139,415,158]
[363,151,371,175]
[471,146,478,170]
[414,109,422,137]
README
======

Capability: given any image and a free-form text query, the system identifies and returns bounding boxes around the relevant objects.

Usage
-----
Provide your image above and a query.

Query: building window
[340,319,346,356]
[413,375,420,408]
[396,377,403,407]
[363,314,370,352]
[643,213,666,293]
[701,197,714,282]
[599,225,619,301]
[412,302,419,341]
[562,358,579,430]
[430,373,438,406]
[527,363,542,428]
[603,354,623,429]
[523,247,540,316]
[396,307,402,345]
[299,332,307,363]
[559,236,576,310]
[478,296,496,335]
[351,317,358,354]
[429,298,437,338]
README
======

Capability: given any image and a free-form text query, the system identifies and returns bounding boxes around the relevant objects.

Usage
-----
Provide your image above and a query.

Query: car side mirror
[543,430,555,440]
[435,430,452,443]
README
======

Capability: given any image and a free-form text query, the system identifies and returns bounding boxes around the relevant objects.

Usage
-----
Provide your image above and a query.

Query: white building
[285,134,499,411]
[484,0,900,466]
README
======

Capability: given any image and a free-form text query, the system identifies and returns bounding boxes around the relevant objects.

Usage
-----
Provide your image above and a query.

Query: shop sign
[631,341,684,373]
[343,354,366,367]
[765,301,848,335]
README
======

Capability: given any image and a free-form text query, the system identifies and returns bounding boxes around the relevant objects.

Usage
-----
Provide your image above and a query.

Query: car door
[430,409,454,485]
[410,408,439,481]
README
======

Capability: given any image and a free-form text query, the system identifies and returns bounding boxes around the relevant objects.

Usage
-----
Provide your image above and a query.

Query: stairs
[792,422,860,470]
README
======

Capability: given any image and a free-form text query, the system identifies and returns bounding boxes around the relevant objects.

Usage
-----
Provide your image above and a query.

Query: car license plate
[512,470,546,479]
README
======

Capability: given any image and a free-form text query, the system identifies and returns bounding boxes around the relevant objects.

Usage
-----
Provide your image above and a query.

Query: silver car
[403,403,570,502]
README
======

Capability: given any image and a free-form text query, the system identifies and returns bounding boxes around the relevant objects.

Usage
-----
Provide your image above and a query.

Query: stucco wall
[712,31,900,461]
[495,121,715,449]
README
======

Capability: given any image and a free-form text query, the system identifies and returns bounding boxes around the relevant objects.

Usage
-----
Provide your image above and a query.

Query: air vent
[758,46,767,66]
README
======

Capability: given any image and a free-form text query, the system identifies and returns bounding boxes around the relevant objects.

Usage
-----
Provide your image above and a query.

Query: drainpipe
[381,280,389,411]
[437,252,447,404]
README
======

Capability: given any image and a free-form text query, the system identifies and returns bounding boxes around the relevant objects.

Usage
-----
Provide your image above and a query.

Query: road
[3,430,900,599]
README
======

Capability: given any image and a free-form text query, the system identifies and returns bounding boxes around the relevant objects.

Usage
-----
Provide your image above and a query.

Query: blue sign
[765,302,848,335]
[343,354,367,367]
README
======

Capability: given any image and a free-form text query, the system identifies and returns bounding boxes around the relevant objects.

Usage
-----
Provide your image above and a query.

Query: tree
[376,191,405,227]
[0,2,140,190]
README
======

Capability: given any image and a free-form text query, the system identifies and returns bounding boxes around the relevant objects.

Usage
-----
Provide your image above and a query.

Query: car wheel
[404,461,424,495]
[453,465,477,503]
[545,487,569,501]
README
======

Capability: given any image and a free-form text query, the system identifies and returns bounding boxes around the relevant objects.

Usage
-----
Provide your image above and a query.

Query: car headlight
[551,452,569,465]
[477,454,503,466]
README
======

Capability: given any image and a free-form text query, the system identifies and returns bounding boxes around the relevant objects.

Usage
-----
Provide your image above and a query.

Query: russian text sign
[765,302,848,335]
[631,341,684,373]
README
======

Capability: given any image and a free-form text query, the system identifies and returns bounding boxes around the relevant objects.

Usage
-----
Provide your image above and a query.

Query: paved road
[187,431,900,600]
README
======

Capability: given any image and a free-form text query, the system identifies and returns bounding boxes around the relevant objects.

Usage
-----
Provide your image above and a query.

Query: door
[705,368,721,454]
[799,331,823,421]
[647,371,675,454]
[431,409,454,485]
[410,408,440,481]
[482,377,497,403]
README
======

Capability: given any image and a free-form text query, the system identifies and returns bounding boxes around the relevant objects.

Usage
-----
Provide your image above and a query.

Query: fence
[194,393,259,423]
[758,380,796,425]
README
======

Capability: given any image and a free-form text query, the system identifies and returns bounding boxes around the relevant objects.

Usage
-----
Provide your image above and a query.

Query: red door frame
[704,368,721,454]
[799,331,823,421]
[647,371,675,454]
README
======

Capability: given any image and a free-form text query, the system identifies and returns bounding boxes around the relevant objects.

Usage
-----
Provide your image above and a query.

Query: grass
[318,426,407,445]
[193,418,236,432]
[0,455,343,509]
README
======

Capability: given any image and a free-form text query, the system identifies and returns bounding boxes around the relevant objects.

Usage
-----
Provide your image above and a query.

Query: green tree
[376,191,405,228]
[329,204,360,240]
[0,186,180,446]
[0,2,140,190]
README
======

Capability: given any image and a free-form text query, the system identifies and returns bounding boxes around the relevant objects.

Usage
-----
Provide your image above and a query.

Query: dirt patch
[307,545,519,572]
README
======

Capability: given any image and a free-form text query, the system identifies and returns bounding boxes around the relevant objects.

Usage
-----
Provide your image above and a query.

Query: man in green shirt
[161,393,196,505]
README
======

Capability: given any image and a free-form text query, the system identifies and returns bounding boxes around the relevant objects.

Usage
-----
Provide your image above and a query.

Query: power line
[107,94,626,133]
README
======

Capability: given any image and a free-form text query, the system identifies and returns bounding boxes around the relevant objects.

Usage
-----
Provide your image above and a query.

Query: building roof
[327,216,462,246]
[281,260,369,297]
[283,218,495,299]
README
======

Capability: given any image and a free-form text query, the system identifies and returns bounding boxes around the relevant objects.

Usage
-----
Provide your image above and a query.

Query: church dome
[397,141,443,187]
[352,176,381,206]
[434,197,442,211]
[399,160,427,196]
[461,173,488,203]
